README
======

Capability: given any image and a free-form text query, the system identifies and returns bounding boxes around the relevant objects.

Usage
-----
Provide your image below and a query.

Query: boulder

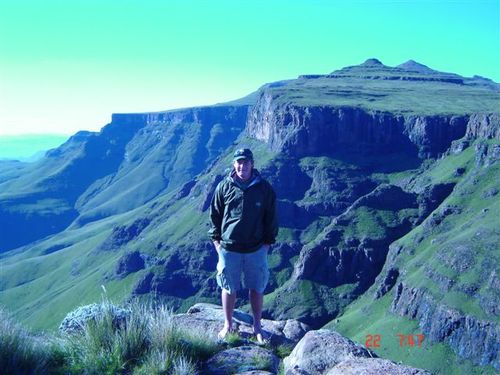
[283,329,374,374]
[205,346,279,375]
[284,330,433,374]
[59,302,130,334]
[173,303,310,347]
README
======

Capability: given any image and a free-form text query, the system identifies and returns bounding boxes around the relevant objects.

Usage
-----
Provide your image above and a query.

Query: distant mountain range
[0,134,68,161]
[0,59,498,374]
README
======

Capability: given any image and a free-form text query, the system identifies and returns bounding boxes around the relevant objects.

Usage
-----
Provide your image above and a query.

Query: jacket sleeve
[208,183,224,241]
[263,184,278,244]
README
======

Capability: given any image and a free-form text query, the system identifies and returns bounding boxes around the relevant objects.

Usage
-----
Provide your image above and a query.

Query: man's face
[233,158,253,181]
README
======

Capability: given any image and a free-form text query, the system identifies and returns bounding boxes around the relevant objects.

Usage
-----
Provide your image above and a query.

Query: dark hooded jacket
[208,169,278,253]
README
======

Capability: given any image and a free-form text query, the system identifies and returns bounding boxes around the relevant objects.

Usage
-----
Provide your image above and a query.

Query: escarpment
[247,91,471,159]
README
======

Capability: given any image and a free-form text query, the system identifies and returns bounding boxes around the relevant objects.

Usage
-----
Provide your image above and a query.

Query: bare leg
[220,289,236,338]
[249,289,263,334]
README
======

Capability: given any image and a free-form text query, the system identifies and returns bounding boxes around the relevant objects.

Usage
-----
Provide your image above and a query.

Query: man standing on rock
[208,147,278,344]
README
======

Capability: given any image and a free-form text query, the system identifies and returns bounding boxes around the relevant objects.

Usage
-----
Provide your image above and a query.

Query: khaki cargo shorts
[216,245,269,294]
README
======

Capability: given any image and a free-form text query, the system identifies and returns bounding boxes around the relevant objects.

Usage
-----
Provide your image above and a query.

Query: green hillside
[327,138,500,374]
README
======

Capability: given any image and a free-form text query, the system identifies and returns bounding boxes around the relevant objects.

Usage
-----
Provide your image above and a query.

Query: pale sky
[0,0,499,136]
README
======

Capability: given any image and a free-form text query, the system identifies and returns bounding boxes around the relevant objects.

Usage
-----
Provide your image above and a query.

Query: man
[208,147,278,344]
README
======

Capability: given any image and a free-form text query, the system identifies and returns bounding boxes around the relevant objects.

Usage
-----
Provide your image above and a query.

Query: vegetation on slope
[328,138,500,374]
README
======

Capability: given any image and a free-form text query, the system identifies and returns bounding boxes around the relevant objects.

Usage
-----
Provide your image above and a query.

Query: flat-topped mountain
[0,59,498,374]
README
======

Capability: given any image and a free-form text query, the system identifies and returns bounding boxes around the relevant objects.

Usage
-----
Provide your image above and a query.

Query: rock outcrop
[284,330,374,374]
[465,113,500,140]
[284,329,430,375]
[59,302,130,334]
[59,302,431,374]
[113,250,145,279]
[247,94,468,158]
[391,283,500,370]
[131,242,218,302]
[97,218,151,252]
[59,302,434,375]
[173,303,310,347]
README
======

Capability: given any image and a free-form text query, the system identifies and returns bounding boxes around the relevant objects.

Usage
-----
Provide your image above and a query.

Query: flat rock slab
[326,358,433,375]
[205,346,280,375]
[173,303,309,346]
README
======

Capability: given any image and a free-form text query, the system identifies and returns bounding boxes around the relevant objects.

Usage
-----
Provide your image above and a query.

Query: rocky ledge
[60,302,432,374]
[174,303,310,347]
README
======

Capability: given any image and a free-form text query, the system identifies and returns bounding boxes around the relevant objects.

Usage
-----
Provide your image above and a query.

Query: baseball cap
[233,148,253,162]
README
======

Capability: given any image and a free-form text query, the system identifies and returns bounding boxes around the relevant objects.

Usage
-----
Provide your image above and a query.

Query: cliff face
[245,76,499,371]
[75,105,248,225]
[391,282,499,370]
[265,182,454,327]
[465,113,500,140]
[247,90,469,158]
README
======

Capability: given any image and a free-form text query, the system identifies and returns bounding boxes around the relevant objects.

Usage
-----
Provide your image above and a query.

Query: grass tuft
[0,308,65,375]
[61,298,220,374]
[0,298,222,374]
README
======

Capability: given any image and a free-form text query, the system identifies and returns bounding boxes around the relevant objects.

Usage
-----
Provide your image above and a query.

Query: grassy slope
[327,139,500,374]
[394,139,499,321]
[3,134,421,330]
[0,206,149,330]
[327,293,497,375]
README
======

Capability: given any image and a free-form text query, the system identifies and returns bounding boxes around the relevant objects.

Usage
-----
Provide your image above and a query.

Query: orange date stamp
[365,334,425,348]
